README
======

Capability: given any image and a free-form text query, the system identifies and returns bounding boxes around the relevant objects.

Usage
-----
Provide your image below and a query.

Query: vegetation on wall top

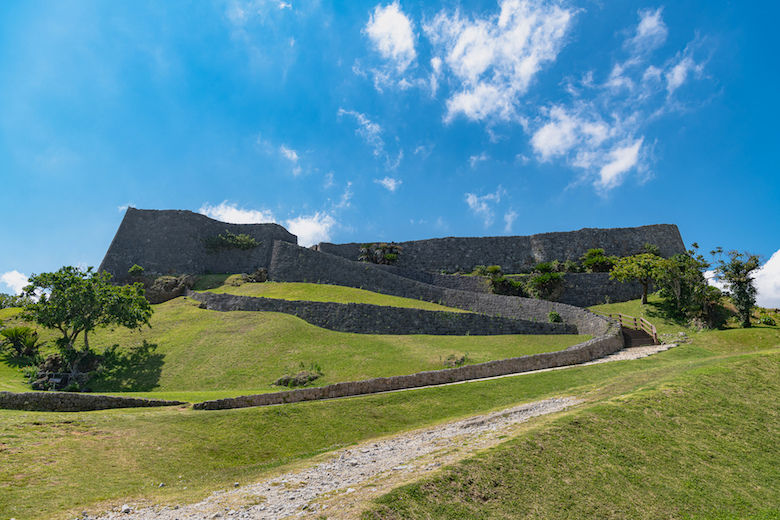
[203,230,260,253]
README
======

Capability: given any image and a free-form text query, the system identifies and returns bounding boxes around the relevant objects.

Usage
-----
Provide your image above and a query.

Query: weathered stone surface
[0,391,186,412]
[188,291,576,336]
[144,274,195,304]
[99,208,297,278]
[316,224,685,274]
[241,268,268,283]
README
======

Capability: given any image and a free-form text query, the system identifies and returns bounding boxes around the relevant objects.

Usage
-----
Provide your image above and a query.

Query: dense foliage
[20,266,153,376]
[203,230,260,253]
[712,249,761,328]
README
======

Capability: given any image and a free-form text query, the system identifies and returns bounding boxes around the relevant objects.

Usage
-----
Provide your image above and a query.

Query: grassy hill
[1,287,778,519]
[0,280,588,398]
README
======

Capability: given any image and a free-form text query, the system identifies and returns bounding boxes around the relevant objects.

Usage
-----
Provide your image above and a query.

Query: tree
[712,249,761,328]
[610,253,665,304]
[655,243,721,325]
[20,266,152,376]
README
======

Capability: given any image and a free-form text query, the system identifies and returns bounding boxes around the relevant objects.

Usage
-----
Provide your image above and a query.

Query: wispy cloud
[375,176,402,192]
[1,270,29,295]
[338,108,385,157]
[529,9,708,191]
[465,187,505,227]
[199,201,277,224]
[469,152,489,168]
[279,144,302,175]
[503,210,518,233]
[285,212,337,247]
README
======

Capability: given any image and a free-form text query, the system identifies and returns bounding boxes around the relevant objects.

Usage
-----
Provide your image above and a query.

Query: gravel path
[90,343,677,520]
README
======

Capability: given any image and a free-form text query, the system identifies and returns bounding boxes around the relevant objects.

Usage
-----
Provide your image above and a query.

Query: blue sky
[1,0,779,305]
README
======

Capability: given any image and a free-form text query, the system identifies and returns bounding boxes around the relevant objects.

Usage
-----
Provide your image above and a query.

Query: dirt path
[94,344,676,520]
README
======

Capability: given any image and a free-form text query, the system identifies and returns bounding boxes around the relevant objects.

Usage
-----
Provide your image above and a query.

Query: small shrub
[548,310,562,323]
[581,248,618,273]
[128,264,145,276]
[273,362,324,387]
[472,265,489,276]
[0,326,42,358]
[443,354,469,367]
[759,316,776,326]
[358,243,402,265]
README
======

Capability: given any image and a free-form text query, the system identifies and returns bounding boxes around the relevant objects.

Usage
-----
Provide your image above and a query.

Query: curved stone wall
[187,291,577,336]
[315,224,685,273]
[193,322,622,411]
[99,208,297,279]
[0,391,186,412]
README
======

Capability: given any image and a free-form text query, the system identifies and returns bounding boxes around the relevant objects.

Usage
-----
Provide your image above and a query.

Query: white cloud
[597,138,643,189]
[285,213,337,247]
[199,201,277,224]
[279,144,302,175]
[626,8,667,54]
[666,56,695,94]
[364,1,417,73]
[375,176,402,192]
[118,204,135,212]
[338,108,385,157]
[469,152,489,168]
[527,8,708,191]
[503,210,518,233]
[756,249,780,308]
[278,1,291,9]
[465,187,504,227]
[424,0,573,123]
[1,270,29,295]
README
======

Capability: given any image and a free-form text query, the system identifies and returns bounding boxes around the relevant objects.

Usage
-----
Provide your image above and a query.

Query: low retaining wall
[188,292,576,336]
[0,391,186,412]
[193,321,623,410]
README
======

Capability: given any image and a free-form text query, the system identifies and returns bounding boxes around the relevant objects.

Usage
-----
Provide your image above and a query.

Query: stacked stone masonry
[315,223,685,273]
[99,208,297,279]
[188,291,577,336]
[0,391,185,412]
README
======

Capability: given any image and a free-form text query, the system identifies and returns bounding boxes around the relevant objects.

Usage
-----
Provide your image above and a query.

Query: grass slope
[3,291,778,519]
[202,278,468,312]
[0,295,587,395]
[364,352,780,519]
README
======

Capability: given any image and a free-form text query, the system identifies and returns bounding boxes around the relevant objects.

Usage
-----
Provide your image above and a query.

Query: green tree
[610,253,665,304]
[712,249,761,328]
[20,266,152,376]
[655,243,720,325]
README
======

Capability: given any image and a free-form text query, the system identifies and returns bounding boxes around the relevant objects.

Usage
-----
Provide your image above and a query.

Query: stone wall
[0,391,186,412]
[193,322,623,410]
[315,224,685,273]
[188,291,576,336]
[268,240,615,336]
[99,208,297,279]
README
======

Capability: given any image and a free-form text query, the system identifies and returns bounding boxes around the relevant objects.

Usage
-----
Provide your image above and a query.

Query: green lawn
[200,278,468,312]
[3,292,778,520]
[0,296,587,395]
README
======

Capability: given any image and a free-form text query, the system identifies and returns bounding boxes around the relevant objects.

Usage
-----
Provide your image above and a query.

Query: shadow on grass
[90,341,165,392]
[191,274,232,291]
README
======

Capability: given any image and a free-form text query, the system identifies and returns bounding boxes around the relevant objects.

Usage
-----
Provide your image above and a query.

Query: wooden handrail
[597,312,659,345]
